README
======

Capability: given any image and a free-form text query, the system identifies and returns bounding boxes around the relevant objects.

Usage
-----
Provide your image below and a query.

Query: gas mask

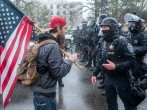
[128,23,139,34]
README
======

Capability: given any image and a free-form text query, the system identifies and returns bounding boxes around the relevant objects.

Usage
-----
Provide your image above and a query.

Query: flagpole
[34,24,82,70]
[60,49,82,70]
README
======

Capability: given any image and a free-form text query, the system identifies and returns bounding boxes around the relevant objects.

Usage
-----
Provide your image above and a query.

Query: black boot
[58,81,64,87]
[85,63,91,67]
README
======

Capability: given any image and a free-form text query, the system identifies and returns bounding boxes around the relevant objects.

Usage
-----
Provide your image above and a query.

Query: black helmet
[101,17,118,30]
[96,14,107,25]
[87,19,96,27]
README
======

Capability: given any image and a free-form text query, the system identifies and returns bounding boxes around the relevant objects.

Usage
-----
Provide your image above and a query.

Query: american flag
[0,0,34,108]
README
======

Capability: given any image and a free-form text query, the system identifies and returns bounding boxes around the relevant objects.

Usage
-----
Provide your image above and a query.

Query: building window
[63,11,66,15]
[57,11,60,15]
[51,11,53,15]
[57,5,60,9]
[63,4,66,8]
[50,5,53,9]
[44,5,47,9]
[70,4,74,8]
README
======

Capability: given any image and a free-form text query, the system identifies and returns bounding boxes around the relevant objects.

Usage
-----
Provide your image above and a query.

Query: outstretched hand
[102,60,116,70]
[91,76,97,85]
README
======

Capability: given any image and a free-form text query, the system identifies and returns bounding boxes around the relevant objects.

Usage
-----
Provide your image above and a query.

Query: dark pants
[33,93,56,110]
[105,85,137,110]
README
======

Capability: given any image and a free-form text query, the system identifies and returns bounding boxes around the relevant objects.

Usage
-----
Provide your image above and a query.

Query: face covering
[128,25,139,34]
[102,30,115,42]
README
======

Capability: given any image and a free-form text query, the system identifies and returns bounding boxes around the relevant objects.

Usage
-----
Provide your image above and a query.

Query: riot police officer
[91,17,137,110]
[79,21,89,62]
[85,19,96,67]
[126,14,147,89]
[73,26,81,52]
[95,14,107,90]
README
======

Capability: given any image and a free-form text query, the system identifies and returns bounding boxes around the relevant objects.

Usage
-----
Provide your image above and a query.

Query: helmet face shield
[124,13,141,23]
[87,20,95,27]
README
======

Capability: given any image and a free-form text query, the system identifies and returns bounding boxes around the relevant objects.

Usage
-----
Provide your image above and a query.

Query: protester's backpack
[17,39,57,87]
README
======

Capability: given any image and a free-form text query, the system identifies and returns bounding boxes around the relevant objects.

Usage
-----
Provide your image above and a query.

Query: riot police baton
[34,24,82,70]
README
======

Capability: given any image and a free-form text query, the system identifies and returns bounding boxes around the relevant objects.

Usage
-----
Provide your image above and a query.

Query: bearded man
[30,16,77,110]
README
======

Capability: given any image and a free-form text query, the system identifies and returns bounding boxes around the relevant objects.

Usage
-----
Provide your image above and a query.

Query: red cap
[48,16,66,30]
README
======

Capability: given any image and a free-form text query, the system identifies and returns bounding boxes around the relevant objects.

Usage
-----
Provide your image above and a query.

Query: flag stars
[12,17,14,20]
[9,21,12,24]
[13,21,16,24]
[2,40,4,44]
[16,16,19,19]
[6,8,9,11]
[1,4,4,7]
[7,31,9,33]
[8,17,11,20]
[4,35,7,38]
[11,12,14,15]
[7,13,10,16]
[10,26,13,29]
[2,9,4,11]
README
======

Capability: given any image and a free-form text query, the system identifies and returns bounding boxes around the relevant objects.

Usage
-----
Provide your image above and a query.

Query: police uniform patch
[109,45,114,50]
[127,43,134,53]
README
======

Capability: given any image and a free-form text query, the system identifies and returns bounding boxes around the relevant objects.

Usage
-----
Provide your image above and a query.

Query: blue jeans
[33,93,56,110]
[105,85,137,110]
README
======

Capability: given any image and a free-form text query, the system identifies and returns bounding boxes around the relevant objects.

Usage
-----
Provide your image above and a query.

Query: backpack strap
[27,40,58,61]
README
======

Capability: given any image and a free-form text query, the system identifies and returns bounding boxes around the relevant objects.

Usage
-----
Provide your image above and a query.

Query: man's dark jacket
[31,33,73,94]
[93,36,136,85]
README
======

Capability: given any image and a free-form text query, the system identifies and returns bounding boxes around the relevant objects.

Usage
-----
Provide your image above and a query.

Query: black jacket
[31,34,73,94]
[93,36,136,78]
[129,31,147,77]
